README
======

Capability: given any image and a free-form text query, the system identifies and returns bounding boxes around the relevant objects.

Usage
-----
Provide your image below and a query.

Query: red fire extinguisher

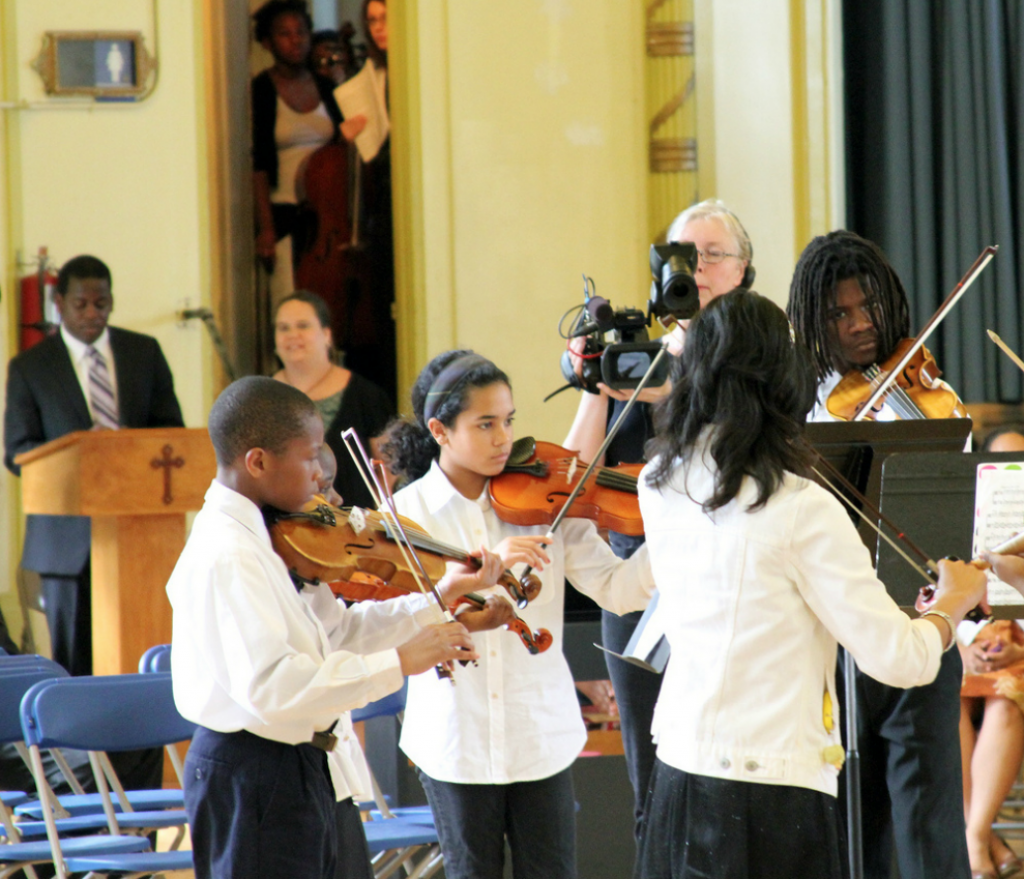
[19,246,59,351]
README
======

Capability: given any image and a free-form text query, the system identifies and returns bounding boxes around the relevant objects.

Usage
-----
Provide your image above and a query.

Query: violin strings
[864,366,923,421]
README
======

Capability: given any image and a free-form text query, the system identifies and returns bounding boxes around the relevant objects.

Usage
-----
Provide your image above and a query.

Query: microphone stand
[844,649,864,879]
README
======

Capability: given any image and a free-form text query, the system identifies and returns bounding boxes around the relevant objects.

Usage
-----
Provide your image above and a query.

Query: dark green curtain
[844,0,1024,402]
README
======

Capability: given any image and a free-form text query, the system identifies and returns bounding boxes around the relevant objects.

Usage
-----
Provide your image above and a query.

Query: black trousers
[635,760,844,879]
[836,648,970,879]
[601,608,662,838]
[184,727,370,879]
[41,568,91,677]
[418,767,577,879]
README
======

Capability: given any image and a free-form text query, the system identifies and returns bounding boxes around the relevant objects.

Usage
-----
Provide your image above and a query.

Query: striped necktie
[86,346,119,430]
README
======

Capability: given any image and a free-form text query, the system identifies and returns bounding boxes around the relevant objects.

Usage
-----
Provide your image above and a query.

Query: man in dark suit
[3,254,184,676]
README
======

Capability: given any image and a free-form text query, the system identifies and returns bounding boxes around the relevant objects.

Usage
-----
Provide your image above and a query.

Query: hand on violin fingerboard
[437,546,504,603]
[452,595,517,633]
[397,622,477,676]
[494,535,551,572]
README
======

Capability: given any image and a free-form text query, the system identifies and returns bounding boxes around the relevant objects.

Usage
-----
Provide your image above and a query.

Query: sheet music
[334,63,389,162]
[972,461,1024,604]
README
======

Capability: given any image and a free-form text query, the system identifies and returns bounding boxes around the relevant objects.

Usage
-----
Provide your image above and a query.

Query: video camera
[555,243,700,396]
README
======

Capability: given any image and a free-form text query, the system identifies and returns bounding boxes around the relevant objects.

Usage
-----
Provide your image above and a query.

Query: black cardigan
[323,372,395,509]
[251,70,343,190]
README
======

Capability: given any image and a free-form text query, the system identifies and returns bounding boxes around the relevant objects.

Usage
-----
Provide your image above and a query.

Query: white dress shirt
[167,479,436,801]
[392,461,656,784]
[638,441,944,796]
[61,325,118,423]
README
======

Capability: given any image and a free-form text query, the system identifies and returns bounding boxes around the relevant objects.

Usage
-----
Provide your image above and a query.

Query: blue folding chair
[138,644,171,674]
[0,666,150,879]
[3,655,185,820]
[351,681,444,879]
[20,673,195,878]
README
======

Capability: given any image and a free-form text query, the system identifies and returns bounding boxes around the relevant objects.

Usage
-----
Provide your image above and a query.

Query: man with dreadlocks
[787,229,970,879]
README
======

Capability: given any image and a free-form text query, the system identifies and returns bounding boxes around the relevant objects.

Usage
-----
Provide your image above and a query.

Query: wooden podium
[15,428,216,675]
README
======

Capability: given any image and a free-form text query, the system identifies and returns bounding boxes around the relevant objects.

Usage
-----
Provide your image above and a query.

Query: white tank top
[272,97,334,204]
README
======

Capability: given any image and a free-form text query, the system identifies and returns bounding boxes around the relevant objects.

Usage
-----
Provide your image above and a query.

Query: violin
[266,498,552,654]
[294,142,377,350]
[489,438,644,536]
[826,339,968,422]
[328,574,553,655]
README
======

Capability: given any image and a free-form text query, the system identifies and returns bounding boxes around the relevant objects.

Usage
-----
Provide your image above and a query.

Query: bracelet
[920,609,956,653]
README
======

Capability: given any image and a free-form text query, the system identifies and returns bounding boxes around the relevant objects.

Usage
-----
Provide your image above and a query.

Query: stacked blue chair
[20,672,195,878]
[138,643,171,675]
[0,660,150,878]
[351,680,444,879]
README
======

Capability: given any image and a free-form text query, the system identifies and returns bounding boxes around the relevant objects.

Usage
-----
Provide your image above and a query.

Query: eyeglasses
[315,53,345,69]
[694,247,742,265]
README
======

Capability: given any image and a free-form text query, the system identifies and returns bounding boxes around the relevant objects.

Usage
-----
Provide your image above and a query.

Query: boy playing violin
[787,231,970,879]
[166,376,501,879]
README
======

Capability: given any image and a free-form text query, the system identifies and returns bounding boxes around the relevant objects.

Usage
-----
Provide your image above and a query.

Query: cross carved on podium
[151,444,185,505]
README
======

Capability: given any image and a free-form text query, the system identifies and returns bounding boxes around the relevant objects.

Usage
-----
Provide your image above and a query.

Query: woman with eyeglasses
[562,199,757,842]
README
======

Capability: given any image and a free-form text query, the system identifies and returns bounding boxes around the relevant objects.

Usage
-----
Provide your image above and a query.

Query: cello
[293,140,377,352]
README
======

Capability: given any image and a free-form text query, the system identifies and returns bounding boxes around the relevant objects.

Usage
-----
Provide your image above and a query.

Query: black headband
[422,354,491,424]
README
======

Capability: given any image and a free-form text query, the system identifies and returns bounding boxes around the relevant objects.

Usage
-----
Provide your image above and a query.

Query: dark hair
[208,376,318,466]
[380,350,510,483]
[362,0,387,67]
[274,291,339,364]
[57,255,111,297]
[275,290,332,329]
[645,289,816,512]
[311,29,340,49]
[981,425,1024,452]
[253,0,313,43]
[787,230,909,382]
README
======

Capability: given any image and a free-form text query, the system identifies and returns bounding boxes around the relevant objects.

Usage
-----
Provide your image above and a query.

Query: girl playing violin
[786,230,971,879]
[635,289,987,879]
[380,350,656,879]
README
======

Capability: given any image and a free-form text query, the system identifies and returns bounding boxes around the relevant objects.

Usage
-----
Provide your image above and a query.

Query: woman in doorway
[272,291,393,509]
[252,1,357,301]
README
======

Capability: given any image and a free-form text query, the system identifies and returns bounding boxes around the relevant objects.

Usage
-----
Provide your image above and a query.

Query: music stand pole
[844,650,864,879]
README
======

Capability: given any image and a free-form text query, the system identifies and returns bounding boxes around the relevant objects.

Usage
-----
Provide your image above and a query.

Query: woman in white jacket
[634,289,988,879]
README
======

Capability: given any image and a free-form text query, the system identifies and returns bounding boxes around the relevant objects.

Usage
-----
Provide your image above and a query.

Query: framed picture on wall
[34,31,155,98]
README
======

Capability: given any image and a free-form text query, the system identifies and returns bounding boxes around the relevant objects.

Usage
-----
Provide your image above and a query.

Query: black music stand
[805,418,972,879]
[878,450,1024,617]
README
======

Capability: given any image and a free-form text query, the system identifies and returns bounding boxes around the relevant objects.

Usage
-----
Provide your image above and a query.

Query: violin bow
[341,428,456,627]
[342,429,468,681]
[987,329,1024,377]
[808,446,989,616]
[516,345,671,592]
[853,246,998,421]
[342,430,552,656]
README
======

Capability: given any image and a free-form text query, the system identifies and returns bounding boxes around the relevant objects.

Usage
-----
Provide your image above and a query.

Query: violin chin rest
[507,436,537,467]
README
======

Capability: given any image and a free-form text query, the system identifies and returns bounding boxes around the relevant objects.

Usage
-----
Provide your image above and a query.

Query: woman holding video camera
[562,198,755,837]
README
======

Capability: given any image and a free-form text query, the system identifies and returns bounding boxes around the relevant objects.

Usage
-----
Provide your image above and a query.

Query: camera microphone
[570,296,615,337]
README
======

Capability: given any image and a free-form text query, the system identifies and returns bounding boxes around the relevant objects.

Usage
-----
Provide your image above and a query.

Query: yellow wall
[0,0,211,624]
[394,0,649,442]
